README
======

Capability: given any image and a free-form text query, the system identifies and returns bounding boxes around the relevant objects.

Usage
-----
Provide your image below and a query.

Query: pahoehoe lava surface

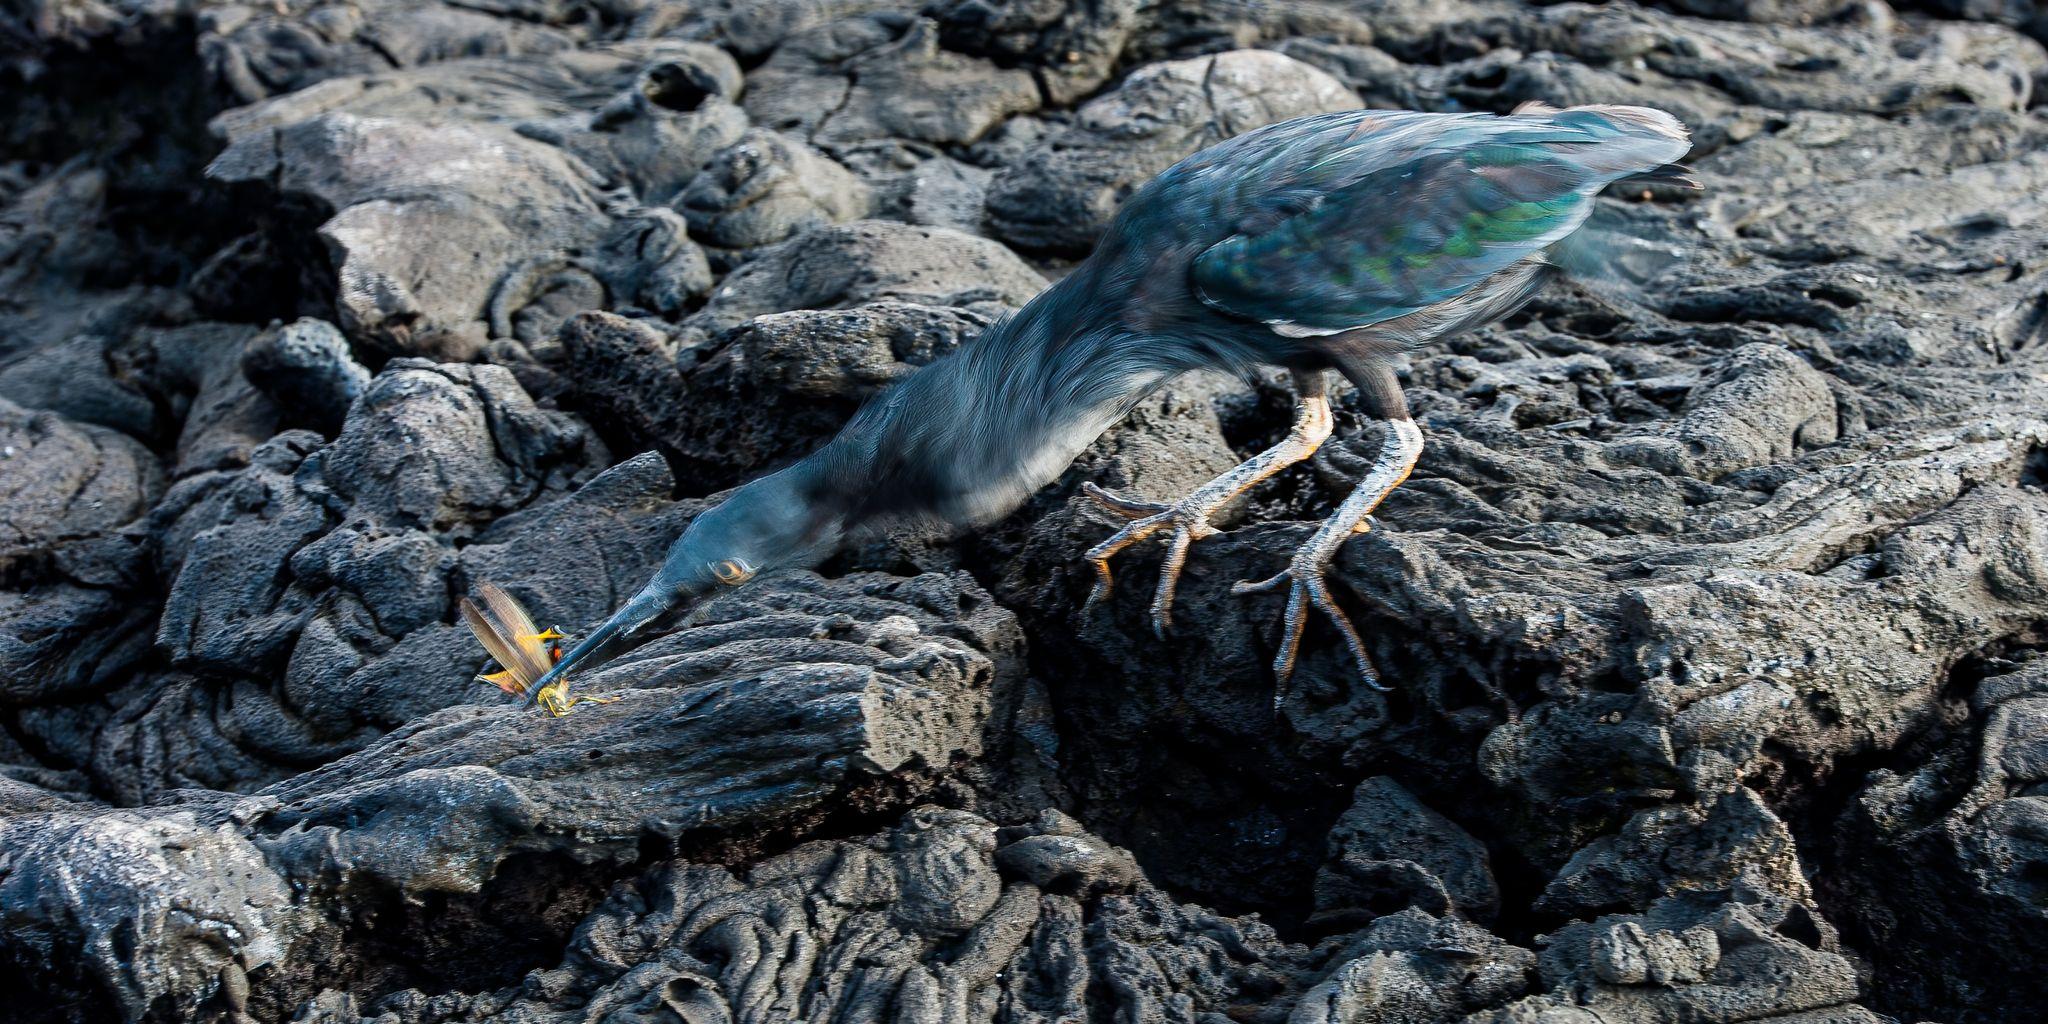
[4,1,2047,1022]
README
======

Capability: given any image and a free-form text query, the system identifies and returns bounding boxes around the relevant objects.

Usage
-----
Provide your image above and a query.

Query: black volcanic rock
[687,219,1047,333]
[239,318,370,435]
[1834,657,2048,1023]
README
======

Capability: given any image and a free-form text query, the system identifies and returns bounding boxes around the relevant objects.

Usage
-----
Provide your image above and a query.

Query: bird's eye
[711,558,755,584]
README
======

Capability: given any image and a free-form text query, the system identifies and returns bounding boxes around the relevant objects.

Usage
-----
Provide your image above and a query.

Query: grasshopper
[460,583,620,717]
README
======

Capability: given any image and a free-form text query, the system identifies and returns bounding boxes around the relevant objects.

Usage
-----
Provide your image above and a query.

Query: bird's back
[1128,104,1692,344]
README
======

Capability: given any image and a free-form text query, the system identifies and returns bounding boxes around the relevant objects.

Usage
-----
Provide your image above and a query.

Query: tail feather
[1563,104,1689,143]
[1512,101,1693,178]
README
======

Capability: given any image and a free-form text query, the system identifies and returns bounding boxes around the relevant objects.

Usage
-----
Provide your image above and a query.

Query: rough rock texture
[4,1,2048,1023]
[743,12,1041,151]
[680,128,874,249]
[986,48,1363,254]
[688,218,1047,333]
[1833,655,2048,1018]
[562,300,1001,491]
[206,112,612,361]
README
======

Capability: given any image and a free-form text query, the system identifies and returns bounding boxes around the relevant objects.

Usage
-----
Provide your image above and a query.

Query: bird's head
[522,467,842,705]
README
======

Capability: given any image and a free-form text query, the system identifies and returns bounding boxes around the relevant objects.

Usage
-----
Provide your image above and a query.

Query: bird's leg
[1084,369,1334,637]
[1235,363,1422,698]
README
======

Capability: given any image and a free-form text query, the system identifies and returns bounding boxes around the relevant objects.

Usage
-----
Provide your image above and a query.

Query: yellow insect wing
[463,582,616,717]
[479,583,554,682]
[476,668,523,695]
[461,598,528,693]
[460,583,555,698]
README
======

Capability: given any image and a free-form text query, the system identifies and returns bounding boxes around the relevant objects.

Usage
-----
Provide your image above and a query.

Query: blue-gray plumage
[516,102,1694,708]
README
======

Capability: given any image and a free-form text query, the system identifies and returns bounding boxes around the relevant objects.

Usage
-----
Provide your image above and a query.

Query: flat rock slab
[259,568,1022,893]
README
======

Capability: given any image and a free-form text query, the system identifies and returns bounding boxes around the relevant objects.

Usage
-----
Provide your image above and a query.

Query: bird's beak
[523,581,687,707]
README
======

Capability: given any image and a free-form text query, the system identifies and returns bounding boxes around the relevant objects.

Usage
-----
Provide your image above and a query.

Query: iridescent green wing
[1191,139,1604,336]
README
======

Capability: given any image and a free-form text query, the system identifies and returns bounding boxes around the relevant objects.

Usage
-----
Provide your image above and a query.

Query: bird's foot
[1233,541,1387,703]
[1079,373,1339,641]
[1079,481,1227,638]
[1233,416,1421,704]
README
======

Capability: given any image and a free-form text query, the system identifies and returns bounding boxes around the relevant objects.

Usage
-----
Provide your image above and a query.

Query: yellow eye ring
[711,558,755,584]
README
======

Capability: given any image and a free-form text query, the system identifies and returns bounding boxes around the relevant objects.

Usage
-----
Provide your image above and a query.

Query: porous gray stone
[688,220,1046,333]
[1312,776,1500,927]
[0,399,160,706]
[1834,657,2048,1020]
[207,113,614,361]
[680,128,874,249]
[0,810,310,1022]
[259,565,1023,894]
[743,13,1041,151]
[239,318,368,436]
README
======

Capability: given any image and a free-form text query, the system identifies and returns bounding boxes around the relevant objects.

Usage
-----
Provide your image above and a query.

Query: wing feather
[461,599,528,696]
[1191,105,1690,339]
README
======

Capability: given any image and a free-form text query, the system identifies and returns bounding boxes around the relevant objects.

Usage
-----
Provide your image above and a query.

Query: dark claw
[1082,558,1115,612]
[1081,480,1244,640]
[1081,481,1169,519]
[1234,559,1388,700]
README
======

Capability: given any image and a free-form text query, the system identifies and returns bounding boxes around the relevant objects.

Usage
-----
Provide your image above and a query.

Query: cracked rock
[744,12,1040,152]
[680,128,874,249]
[208,113,614,360]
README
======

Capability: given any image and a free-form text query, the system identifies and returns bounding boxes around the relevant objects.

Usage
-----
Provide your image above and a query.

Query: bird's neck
[803,268,1172,537]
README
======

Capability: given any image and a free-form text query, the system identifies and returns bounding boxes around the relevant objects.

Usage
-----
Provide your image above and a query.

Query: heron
[502,102,1694,711]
